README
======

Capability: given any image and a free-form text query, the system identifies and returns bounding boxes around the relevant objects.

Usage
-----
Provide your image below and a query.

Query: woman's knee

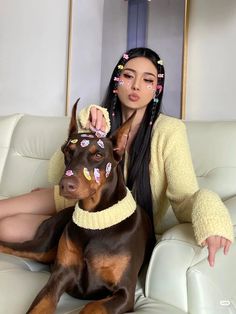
[0,215,20,242]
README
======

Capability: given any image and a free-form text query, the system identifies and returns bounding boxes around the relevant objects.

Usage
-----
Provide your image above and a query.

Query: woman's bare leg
[0,214,51,242]
[0,188,56,242]
[0,188,56,220]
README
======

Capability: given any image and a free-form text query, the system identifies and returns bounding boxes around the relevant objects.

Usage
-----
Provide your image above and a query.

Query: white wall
[0,0,69,116]
[69,0,104,114]
[147,0,185,118]
[186,0,236,120]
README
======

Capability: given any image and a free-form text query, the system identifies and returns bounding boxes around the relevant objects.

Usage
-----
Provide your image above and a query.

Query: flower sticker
[80,139,90,147]
[123,53,129,60]
[97,139,104,149]
[65,170,74,176]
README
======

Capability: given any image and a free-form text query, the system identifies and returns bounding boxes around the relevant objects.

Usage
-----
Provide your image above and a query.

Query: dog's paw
[80,301,108,314]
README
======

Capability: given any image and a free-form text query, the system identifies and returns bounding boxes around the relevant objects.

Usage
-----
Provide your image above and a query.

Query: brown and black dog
[0,101,155,314]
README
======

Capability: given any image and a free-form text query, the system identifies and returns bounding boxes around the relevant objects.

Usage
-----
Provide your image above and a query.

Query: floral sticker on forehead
[97,139,104,149]
[80,139,90,147]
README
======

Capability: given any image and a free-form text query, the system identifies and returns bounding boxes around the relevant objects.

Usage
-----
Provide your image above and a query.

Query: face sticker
[70,139,78,144]
[80,134,94,138]
[94,168,100,184]
[65,170,74,176]
[118,80,124,86]
[97,139,104,149]
[90,125,107,138]
[81,139,90,147]
[105,162,112,178]
[83,168,91,181]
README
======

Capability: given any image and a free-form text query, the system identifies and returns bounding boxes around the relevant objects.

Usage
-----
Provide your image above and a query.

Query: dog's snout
[60,176,78,197]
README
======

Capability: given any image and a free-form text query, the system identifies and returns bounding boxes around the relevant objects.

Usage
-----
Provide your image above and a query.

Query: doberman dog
[0,101,155,314]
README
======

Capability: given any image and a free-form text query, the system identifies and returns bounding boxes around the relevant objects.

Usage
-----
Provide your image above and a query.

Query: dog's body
[0,102,155,314]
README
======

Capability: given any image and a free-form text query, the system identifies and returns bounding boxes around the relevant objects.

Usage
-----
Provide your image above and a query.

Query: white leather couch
[0,113,235,314]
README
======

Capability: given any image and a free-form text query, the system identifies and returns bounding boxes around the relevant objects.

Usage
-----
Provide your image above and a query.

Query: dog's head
[59,100,135,208]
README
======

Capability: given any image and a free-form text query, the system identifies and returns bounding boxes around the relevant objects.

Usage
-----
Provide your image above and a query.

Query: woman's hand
[87,107,107,132]
[202,236,231,267]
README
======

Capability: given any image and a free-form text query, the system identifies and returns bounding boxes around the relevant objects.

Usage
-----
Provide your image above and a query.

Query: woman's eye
[94,152,103,159]
[123,73,133,79]
[144,79,154,83]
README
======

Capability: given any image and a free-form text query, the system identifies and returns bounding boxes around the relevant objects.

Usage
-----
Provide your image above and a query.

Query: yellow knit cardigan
[49,105,234,245]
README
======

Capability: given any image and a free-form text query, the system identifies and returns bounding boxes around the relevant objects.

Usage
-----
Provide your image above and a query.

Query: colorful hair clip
[157,60,164,65]
[156,85,163,93]
[113,89,118,94]
[113,77,120,82]
[158,74,164,78]
[123,53,129,60]
[118,65,124,70]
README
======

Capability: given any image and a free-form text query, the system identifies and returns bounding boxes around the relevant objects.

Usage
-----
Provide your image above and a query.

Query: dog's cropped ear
[111,111,136,161]
[68,98,80,138]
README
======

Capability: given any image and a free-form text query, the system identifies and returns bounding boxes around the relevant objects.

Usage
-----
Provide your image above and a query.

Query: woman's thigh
[0,213,51,242]
[0,188,56,220]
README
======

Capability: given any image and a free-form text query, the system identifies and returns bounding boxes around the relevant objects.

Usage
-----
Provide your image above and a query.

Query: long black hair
[101,47,165,227]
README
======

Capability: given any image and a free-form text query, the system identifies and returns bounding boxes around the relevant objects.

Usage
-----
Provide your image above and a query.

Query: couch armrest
[145,223,236,314]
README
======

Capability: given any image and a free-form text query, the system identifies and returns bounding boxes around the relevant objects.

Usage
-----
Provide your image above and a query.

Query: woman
[0,48,233,267]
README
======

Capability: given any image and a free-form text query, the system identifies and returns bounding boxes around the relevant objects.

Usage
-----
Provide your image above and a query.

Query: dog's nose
[60,178,77,194]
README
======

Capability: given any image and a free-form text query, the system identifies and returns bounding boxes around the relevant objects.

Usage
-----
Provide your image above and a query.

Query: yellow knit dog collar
[72,189,136,230]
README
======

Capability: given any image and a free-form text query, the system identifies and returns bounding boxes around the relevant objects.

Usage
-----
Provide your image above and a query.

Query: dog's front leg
[26,264,73,314]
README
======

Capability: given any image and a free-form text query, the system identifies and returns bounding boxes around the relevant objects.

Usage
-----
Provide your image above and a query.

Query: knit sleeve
[78,104,111,133]
[163,121,234,245]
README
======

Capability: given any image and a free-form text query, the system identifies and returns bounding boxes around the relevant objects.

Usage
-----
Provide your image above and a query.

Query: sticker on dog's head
[94,168,100,184]
[83,168,92,181]
[97,139,104,149]
[80,140,90,148]
[105,162,112,178]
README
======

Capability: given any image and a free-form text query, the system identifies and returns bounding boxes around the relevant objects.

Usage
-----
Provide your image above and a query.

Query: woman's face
[117,57,158,112]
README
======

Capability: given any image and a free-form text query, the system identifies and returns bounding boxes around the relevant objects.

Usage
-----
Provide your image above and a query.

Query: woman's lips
[128,93,140,102]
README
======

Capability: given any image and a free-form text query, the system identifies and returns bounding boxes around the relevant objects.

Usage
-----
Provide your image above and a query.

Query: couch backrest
[0,114,236,201]
[0,114,70,198]
[185,121,236,201]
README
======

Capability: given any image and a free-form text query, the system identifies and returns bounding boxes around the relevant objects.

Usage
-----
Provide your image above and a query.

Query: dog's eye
[94,152,103,160]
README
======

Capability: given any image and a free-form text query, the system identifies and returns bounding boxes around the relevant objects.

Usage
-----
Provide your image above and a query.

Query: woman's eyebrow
[123,68,156,77]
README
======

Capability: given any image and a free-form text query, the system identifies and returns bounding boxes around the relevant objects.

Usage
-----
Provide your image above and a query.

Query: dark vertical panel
[127,0,148,49]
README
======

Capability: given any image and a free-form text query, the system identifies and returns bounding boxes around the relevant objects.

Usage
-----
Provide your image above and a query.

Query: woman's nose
[132,78,141,90]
